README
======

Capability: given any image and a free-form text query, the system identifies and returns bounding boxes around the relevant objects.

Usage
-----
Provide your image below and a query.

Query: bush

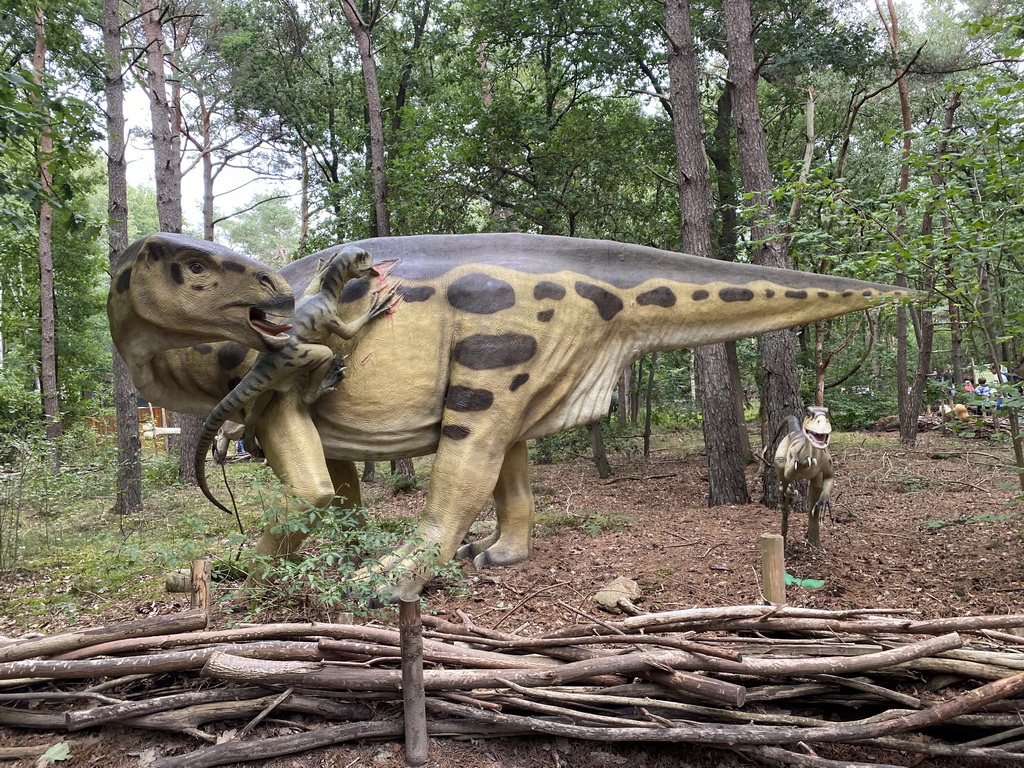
[824,390,898,430]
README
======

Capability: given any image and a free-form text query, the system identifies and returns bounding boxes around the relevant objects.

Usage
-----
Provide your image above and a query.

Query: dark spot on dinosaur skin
[397,285,435,303]
[575,282,623,321]
[217,342,249,371]
[766,289,775,298]
[817,292,829,299]
[534,281,566,301]
[863,290,874,297]
[510,373,529,391]
[537,309,554,322]
[447,273,516,314]
[116,268,132,294]
[445,386,494,412]
[842,291,853,298]
[195,344,213,354]
[228,377,242,390]
[637,287,676,308]
[442,425,471,440]
[692,289,709,301]
[170,263,184,285]
[719,287,754,302]
[454,334,537,370]
[340,278,371,303]
[223,261,246,273]
[785,290,808,299]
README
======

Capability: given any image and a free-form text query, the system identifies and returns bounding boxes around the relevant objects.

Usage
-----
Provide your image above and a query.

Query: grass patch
[534,509,634,539]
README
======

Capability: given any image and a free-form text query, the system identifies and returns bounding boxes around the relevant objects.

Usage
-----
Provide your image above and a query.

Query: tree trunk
[706,85,751,463]
[341,0,390,237]
[873,0,920,446]
[722,0,801,508]
[587,423,611,479]
[139,0,182,234]
[665,0,749,505]
[32,7,61,455]
[140,0,201,482]
[642,353,659,459]
[104,0,143,515]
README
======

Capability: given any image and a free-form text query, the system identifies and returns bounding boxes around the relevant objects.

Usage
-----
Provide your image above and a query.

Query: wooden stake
[190,559,211,626]
[760,534,786,605]
[400,599,429,767]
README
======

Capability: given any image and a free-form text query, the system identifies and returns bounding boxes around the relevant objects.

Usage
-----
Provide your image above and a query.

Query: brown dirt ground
[4,428,1024,767]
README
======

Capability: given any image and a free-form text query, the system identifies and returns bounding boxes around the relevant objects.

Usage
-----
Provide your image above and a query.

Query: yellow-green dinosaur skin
[109,232,908,600]
[773,406,835,547]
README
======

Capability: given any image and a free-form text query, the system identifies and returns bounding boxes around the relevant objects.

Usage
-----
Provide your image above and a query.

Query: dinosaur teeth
[807,430,830,449]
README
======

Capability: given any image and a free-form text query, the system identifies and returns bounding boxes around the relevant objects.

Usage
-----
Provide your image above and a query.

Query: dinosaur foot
[456,536,531,567]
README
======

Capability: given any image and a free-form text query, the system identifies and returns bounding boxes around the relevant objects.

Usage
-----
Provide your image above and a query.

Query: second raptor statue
[773,405,835,548]
[194,246,395,515]
[107,232,908,601]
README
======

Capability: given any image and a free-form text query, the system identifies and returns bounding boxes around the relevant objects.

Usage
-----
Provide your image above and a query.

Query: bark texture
[722,0,802,507]
[664,0,749,505]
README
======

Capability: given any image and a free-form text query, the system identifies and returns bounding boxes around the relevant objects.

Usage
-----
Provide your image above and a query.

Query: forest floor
[3,426,1024,766]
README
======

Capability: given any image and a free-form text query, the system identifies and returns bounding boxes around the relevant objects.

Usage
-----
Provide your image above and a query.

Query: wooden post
[399,599,428,767]
[760,534,786,605]
[190,559,211,627]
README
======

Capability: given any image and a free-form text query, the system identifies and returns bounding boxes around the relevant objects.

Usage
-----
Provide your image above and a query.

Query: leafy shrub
[823,390,898,430]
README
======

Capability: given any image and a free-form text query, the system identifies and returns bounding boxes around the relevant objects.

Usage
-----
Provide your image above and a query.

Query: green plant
[234,496,465,619]
[535,509,633,539]
[822,391,898,431]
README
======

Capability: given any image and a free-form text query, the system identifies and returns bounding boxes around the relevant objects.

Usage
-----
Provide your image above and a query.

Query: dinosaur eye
[188,262,206,274]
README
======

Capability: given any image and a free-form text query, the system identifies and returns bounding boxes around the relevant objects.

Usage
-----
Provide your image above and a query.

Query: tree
[665,0,749,505]
[103,0,143,515]
[31,5,60,449]
[722,0,803,507]
[135,0,198,484]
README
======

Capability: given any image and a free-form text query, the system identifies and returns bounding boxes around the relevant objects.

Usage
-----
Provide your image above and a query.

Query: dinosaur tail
[195,402,240,516]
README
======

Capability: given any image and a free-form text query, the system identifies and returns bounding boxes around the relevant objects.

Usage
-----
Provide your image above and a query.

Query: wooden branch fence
[4,604,1024,766]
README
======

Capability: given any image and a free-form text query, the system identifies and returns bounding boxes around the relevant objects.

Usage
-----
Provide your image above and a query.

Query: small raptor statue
[773,405,835,548]
[195,246,395,514]
[108,232,909,601]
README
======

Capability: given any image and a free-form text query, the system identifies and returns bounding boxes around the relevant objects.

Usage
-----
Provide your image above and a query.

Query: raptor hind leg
[456,441,534,566]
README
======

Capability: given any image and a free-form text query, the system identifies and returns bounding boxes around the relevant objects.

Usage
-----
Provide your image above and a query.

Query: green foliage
[235,495,465,618]
[217,193,301,267]
[535,508,633,539]
[824,391,898,431]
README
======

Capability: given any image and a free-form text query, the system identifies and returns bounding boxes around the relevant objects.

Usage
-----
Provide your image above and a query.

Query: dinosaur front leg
[456,440,534,566]
[249,391,336,574]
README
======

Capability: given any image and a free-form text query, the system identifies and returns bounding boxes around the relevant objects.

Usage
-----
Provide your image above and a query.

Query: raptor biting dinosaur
[194,246,397,515]
[108,232,909,601]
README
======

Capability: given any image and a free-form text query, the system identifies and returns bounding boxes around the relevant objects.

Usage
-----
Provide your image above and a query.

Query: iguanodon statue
[193,246,395,514]
[773,405,835,548]
[107,232,908,601]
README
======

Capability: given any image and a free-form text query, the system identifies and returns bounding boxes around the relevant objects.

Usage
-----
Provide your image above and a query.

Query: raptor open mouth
[249,308,292,337]
[808,430,830,449]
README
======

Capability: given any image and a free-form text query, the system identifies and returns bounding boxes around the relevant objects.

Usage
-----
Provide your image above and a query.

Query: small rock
[592,576,641,613]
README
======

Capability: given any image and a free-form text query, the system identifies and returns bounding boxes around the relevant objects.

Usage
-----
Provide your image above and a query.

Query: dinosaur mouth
[808,430,830,449]
[249,308,292,338]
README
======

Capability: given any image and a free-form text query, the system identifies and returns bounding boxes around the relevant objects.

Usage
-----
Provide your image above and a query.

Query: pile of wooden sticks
[4,604,1024,767]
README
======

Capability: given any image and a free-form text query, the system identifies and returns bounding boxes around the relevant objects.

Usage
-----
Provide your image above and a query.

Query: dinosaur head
[111,233,295,354]
[803,406,833,449]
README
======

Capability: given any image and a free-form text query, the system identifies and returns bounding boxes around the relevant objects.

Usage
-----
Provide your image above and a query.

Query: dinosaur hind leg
[365,429,514,602]
[456,440,534,567]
